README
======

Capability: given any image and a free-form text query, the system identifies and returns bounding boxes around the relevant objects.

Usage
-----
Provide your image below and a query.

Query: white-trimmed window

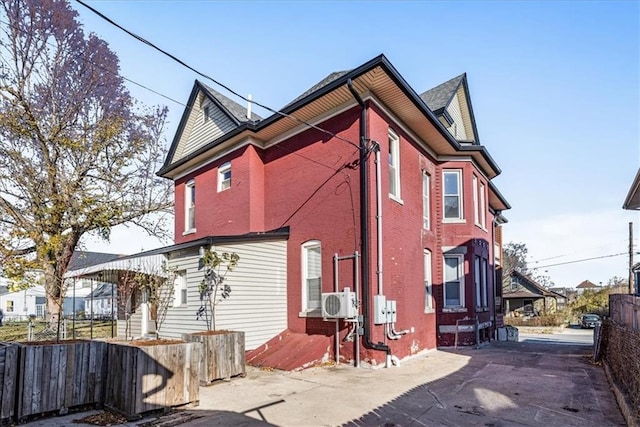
[203,105,210,123]
[474,256,482,308]
[173,271,187,307]
[424,249,433,311]
[302,241,322,311]
[185,180,196,232]
[479,183,486,229]
[444,254,464,307]
[481,258,488,307]
[443,170,463,220]
[473,175,479,225]
[6,300,13,313]
[422,171,430,229]
[388,128,401,200]
[218,162,231,192]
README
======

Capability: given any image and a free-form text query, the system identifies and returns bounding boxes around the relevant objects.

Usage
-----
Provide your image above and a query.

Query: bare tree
[503,242,530,276]
[0,0,173,332]
[197,250,239,331]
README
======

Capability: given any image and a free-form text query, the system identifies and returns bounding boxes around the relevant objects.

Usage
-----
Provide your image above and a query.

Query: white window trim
[422,171,430,230]
[184,180,196,234]
[173,271,187,307]
[424,249,433,312]
[479,183,486,230]
[301,240,322,313]
[473,175,479,226]
[481,258,488,308]
[388,128,402,202]
[443,169,464,222]
[444,254,465,308]
[217,162,231,192]
[203,105,210,123]
[474,256,482,308]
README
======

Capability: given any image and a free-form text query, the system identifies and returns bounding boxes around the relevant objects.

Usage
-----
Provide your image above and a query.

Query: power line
[0,18,186,109]
[74,0,360,149]
[534,252,627,269]
[0,16,346,174]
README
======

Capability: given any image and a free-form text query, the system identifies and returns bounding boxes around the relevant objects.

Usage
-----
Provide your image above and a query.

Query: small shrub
[505,313,566,327]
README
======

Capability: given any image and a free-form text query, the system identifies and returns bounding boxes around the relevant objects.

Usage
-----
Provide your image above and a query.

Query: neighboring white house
[0,251,122,320]
[83,282,117,319]
[0,278,46,321]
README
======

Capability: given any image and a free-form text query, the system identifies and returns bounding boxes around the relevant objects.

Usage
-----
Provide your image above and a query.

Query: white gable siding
[445,92,468,140]
[171,95,238,164]
[456,86,475,141]
[123,240,288,350]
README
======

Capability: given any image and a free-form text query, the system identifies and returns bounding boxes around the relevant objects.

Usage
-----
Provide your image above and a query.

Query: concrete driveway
[188,330,623,426]
[25,329,624,427]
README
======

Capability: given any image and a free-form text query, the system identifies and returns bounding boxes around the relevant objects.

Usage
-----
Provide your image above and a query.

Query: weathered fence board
[0,343,18,423]
[16,341,107,420]
[183,331,245,385]
[104,341,200,419]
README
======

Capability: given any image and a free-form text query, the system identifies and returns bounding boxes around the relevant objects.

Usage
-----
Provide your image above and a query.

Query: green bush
[505,313,566,327]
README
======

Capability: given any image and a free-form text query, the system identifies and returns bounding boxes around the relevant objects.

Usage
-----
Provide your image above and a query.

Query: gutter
[347,78,392,364]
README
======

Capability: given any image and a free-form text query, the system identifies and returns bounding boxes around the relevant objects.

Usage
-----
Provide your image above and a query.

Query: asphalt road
[519,326,596,346]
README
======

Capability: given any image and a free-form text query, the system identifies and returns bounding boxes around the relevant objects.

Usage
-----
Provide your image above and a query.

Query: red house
[156,54,510,369]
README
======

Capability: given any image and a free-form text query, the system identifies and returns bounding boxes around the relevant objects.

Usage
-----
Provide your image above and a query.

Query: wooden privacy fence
[0,343,18,423]
[609,294,640,330]
[182,331,245,385]
[104,341,200,419]
[16,340,108,420]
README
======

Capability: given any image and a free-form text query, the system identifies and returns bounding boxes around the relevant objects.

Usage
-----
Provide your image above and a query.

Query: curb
[603,360,639,427]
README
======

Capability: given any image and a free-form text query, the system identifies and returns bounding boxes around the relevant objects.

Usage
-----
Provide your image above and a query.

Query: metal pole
[111,280,115,338]
[629,222,634,294]
[90,276,93,339]
[72,277,76,339]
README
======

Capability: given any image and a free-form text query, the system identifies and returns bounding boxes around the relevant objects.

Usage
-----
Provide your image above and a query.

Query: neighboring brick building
[155,54,510,368]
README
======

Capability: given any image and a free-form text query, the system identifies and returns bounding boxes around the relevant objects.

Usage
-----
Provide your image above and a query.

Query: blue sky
[75,0,640,288]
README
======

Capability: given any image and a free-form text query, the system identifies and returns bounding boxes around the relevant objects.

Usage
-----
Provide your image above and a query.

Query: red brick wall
[172,100,501,361]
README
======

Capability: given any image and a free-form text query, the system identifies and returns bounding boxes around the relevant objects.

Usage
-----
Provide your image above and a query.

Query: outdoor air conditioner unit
[321,288,357,319]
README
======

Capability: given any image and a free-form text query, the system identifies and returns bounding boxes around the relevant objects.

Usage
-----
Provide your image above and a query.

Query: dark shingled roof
[419,73,465,114]
[69,251,121,271]
[287,70,351,106]
[200,83,263,122]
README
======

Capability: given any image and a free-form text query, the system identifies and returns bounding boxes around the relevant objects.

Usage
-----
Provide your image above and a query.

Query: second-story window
[185,180,195,232]
[479,182,486,228]
[218,162,231,192]
[388,128,401,200]
[443,170,463,221]
[422,171,430,229]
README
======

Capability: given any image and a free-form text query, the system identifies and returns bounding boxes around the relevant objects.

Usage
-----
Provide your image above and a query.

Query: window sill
[443,307,467,313]
[182,228,196,236]
[424,308,436,314]
[389,194,404,205]
[299,309,323,318]
[475,307,489,312]
[443,218,466,224]
[474,223,488,232]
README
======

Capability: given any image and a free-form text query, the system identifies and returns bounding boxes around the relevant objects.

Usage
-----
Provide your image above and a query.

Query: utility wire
[0,17,345,174]
[74,0,360,149]
[534,252,627,269]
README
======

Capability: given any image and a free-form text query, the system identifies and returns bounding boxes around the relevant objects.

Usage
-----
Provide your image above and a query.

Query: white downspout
[374,143,383,296]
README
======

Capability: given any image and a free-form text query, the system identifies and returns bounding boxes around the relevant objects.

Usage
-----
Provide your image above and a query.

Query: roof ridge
[198,81,263,122]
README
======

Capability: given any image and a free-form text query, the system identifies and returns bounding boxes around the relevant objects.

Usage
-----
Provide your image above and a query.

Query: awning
[65,254,167,279]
